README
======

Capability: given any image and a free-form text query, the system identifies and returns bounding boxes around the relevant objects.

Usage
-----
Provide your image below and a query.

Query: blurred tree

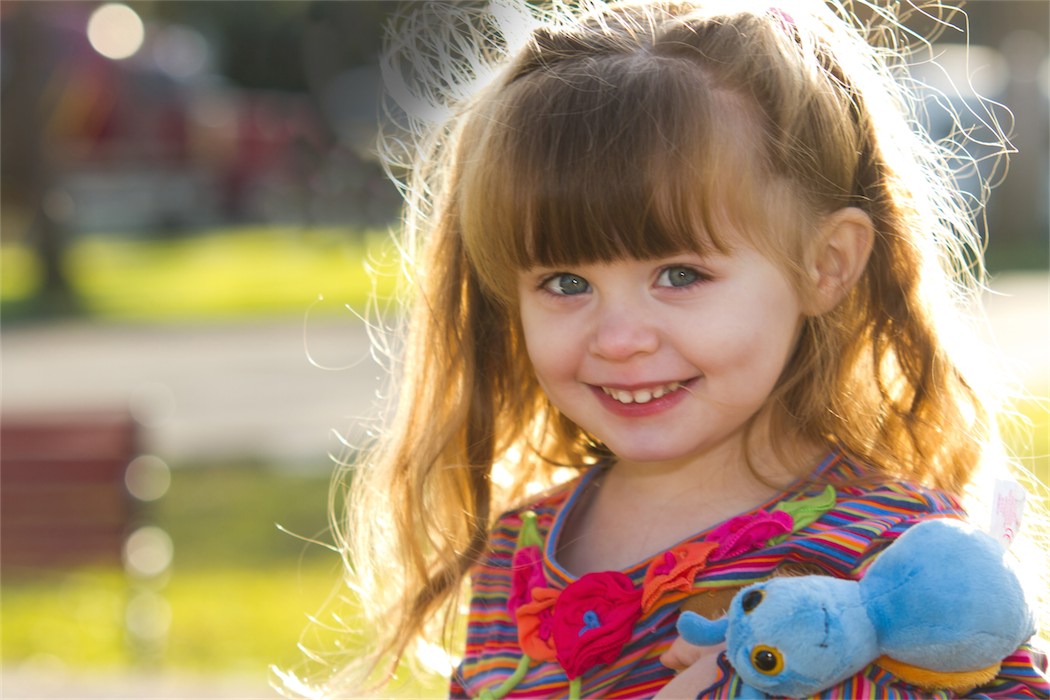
[966,2,1050,262]
[0,1,77,311]
[146,0,404,229]
[149,1,394,92]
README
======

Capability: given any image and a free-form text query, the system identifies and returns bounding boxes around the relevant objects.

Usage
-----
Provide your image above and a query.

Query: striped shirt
[449,451,1050,698]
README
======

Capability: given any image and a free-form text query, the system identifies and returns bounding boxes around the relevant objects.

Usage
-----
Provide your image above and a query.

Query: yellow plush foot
[875,655,1000,693]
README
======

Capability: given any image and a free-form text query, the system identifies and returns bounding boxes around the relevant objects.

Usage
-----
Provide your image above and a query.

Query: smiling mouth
[599,381,684,405]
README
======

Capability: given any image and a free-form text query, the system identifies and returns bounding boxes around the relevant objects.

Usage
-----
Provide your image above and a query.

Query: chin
[603,444,696,465]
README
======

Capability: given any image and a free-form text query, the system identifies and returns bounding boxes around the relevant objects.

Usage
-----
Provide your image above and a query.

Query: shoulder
[781,453,967,577]
[492,474,582,535]
[482,474,583,567]
[822,451,965,522]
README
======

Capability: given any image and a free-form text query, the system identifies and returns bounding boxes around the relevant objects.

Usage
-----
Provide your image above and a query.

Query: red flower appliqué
[640,541,718,613]
[551,571,643,679]
[507,545,546,615]
[707,510,793,561]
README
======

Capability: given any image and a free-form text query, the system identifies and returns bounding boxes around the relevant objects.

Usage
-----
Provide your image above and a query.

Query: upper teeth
[602,382,681,405]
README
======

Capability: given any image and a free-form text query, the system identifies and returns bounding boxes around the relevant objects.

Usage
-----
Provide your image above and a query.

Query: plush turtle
[677,518,1036,698]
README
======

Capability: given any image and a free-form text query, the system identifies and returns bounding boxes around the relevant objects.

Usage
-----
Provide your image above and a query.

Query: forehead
[456,52,789,298]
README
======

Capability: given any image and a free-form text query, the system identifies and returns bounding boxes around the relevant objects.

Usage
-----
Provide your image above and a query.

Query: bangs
[457,50,777,302]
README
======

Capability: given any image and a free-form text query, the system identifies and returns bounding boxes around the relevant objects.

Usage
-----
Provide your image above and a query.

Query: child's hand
[656,637,727,698]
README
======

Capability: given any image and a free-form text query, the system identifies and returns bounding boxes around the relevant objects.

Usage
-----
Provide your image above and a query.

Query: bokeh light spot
[125,455,171,502]
[123,526,174,578]
[87,3,145,61]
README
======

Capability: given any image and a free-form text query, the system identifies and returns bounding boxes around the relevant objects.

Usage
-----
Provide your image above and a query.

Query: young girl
[281,0,1048,697]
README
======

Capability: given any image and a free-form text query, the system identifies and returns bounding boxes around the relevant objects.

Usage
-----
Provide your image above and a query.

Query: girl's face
[516,243,804,469]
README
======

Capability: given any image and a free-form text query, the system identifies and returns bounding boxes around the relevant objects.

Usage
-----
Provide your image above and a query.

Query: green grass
[1004,397,1050,489]
[0,563,339,672]
[2,569,129,667]
[1,226,400,321]
[154,462,336,570]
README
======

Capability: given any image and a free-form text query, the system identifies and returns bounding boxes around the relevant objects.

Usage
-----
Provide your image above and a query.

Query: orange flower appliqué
[640,541,718,613]
[515,586,559,662]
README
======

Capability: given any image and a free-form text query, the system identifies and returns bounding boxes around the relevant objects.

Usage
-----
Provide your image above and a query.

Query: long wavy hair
[277,1,1032,696]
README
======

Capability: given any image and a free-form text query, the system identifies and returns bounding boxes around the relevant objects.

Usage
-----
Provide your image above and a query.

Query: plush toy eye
[741,589,764,613]
[751,645,784,675]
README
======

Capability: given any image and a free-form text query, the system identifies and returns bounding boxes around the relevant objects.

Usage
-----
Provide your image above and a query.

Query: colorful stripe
[449,452,1048,698]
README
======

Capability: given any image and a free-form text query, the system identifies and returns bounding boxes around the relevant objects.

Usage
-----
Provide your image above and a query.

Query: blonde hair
[277,1,1040,696]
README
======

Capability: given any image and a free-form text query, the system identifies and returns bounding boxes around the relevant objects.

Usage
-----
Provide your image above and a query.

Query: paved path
[3,314,385,466]
[0,667,274,699]
[3,273,1047,467]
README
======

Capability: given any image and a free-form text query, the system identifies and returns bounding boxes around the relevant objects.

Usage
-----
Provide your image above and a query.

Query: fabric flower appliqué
[515,586,559,662]
[488,489,839,699]
[640,541,718,614]
[551,571,643,680]
[507,545,546,615]
[708,510,793,561]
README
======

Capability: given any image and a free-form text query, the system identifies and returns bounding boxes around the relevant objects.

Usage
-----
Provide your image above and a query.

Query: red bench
[1,412,139,575]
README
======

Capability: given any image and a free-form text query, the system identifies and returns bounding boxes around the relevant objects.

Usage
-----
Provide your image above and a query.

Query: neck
[606,416,819,502]
[555,419,826,574]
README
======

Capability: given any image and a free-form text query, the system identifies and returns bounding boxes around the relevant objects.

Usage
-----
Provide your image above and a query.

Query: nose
[588,299,660,361]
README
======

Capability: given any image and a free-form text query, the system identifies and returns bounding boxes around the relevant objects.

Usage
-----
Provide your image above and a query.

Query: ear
[802,207,874,315]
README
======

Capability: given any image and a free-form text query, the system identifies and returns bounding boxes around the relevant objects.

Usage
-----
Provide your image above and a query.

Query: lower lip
[590,382,693,417]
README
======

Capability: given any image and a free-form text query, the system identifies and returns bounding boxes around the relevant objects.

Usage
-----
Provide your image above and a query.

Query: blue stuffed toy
[677,518,1036,698]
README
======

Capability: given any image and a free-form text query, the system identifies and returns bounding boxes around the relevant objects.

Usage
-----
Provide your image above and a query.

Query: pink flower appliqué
[551,571,643,679]
[507,545,546,615]
[640,541,718,614]
[708,510,793,561]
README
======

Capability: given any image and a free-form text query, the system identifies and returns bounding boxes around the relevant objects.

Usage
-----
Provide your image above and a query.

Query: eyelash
[537,273,590,297]
[656,265,710,288]
[536,265,711,297]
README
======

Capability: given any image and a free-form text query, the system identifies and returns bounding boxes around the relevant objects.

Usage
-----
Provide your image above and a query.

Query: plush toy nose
[676,611,729,646]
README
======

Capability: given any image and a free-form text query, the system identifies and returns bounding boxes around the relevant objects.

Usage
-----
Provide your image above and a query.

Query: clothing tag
[990,479,1026,550]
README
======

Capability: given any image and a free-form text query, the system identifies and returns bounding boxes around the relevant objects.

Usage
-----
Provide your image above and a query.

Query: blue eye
[542,273,590,296]
[657,266,703,288]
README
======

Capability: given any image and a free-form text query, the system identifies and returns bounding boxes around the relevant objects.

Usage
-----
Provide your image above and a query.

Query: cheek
[517,303,542,355]
[519,311,570,383]
[525,341,575,388]
[519,298,587,356]
[708,300,802,374]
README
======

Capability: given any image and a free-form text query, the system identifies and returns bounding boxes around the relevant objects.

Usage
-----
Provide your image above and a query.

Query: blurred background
[0,1,1047,698]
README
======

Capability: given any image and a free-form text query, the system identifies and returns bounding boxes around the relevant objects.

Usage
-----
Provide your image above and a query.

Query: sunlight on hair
[272,666,324,700]
[491,446,519,490]
[416,638,456,677]
[925,44,1009,98]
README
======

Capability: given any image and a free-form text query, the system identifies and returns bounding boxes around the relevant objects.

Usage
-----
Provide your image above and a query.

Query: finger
[660,637,705,671]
